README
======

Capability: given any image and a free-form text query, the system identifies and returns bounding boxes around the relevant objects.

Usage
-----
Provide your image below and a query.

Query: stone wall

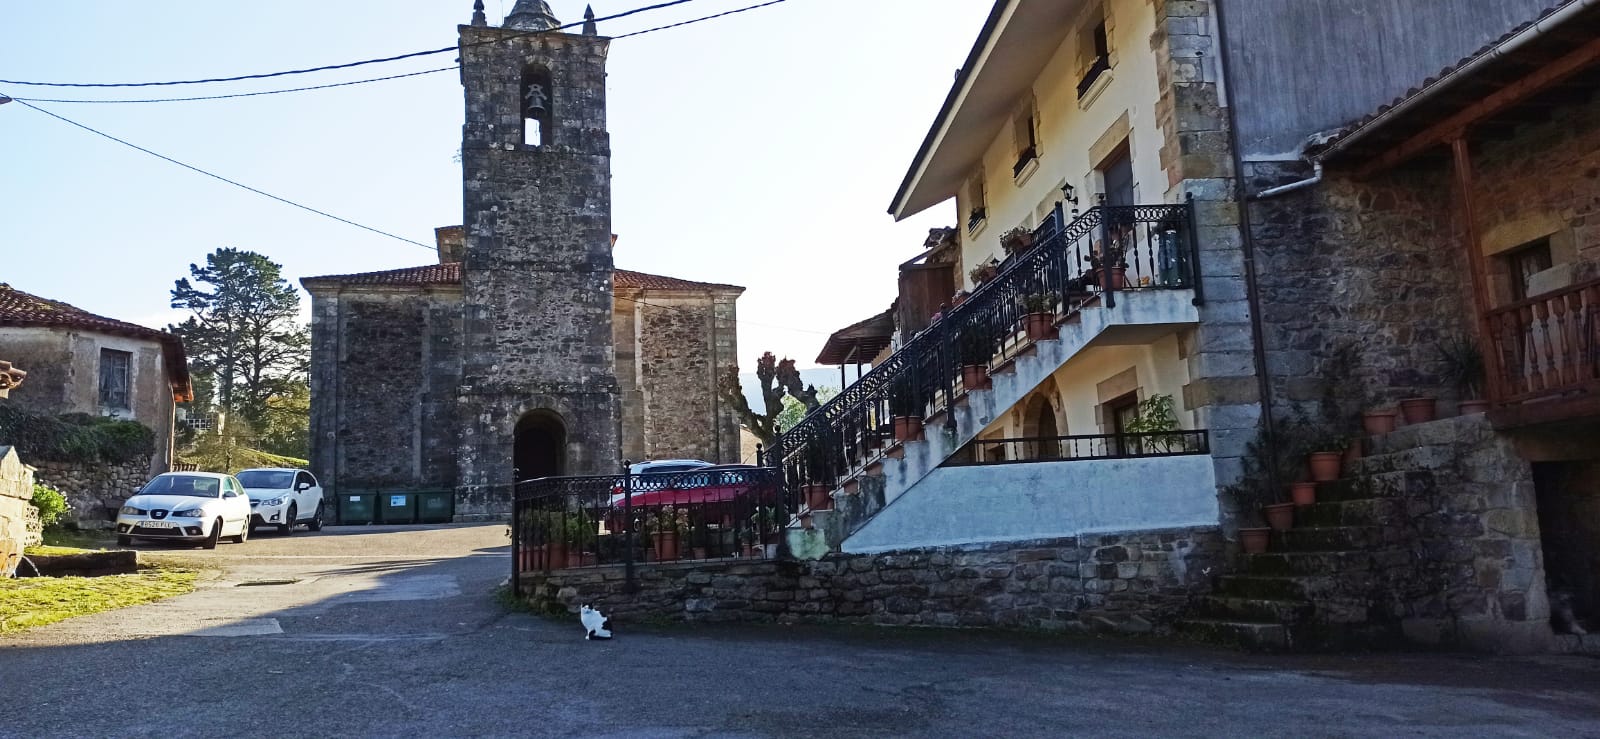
[629,292,741,464]
[520,528,1225,634]
[30,458,148,529]
[0,446,34,577]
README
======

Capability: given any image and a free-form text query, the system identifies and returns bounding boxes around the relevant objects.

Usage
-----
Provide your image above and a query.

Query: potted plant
[1398,396,1438,425]
[1308,447,1343,482]
[806,484,833,511]
[646,506,687,561]
[1084,240,1129,289]
[889,380,924,441]
[951,289,970,307]
[1438,334,1489,415]
[968,259,999,288]
[1289,481,1317,507]
[1123,394,1183,454]
[1362,409,1398,435]
[1263,501,1296,531]
[956,324,993,391]
[1020,293,1056,341]
[1000,226,1034,256]
[750,506,780,557]
[1240,528,1271,555]
[738,527,758,558]
[515,509,558,570]
[564,513,598,568]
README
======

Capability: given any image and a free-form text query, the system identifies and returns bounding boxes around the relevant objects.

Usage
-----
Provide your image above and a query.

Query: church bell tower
[455,0,621,514]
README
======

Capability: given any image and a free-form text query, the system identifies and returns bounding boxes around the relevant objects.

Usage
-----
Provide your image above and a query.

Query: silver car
[116,472,253,548]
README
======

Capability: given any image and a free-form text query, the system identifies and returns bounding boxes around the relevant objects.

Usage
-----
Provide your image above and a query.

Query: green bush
[30,483,71,530]
[0,405,154,465]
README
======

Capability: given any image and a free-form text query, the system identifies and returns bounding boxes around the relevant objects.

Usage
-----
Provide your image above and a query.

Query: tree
[718,352,826,447]
[776,386,838,432]
[170,248,309,430]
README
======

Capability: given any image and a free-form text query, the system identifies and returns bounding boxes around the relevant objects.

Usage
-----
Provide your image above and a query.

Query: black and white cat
[580,604,613,640]
[1550,589,1588,636]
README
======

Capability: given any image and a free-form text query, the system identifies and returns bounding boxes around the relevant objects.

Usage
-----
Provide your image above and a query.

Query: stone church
[302,1,743,520]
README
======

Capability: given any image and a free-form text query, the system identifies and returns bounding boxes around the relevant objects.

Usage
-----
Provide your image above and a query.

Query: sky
[0,0,989,372]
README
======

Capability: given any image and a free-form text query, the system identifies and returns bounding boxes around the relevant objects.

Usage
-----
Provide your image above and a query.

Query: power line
[612,0,788,38]
[0,0,703,88]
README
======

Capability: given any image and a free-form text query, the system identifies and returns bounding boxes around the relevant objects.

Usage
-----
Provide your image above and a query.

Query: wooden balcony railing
[1486,278,1600,403]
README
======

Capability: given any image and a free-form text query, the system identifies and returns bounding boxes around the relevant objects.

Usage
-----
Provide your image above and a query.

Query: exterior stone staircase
[786,290,1198,558]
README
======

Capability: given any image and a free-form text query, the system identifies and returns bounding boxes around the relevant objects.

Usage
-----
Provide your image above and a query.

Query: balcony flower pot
[1308,451,1343,482]
[1240,528,1271,555]
[1263,503,1296,532]
[1290,482,1317,507]
[651,531,679,562]
[1023,312,1057,341]
[1458,398,1490,415]
[961,364,990,391]
[799,512,814,530]
[1399,397,1438,425]
[804,484,832,511]
[893,415,924,442]
[1362,409,1398,435]
[1092,267,1130,289]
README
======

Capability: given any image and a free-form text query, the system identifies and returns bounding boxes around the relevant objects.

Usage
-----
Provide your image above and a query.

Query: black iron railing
[772,199,1201,501]
[510,465,786,595]
[946,430,1210,467]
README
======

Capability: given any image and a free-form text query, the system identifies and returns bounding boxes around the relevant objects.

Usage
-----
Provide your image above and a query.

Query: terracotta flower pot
[893,415,924,442]
[1290,482,1317,507]
[1240,528,1271,555]
[961,364,990,391]
[518,544,545,571]
[804,484,832,511]
[1308,451,1343,482]
[799,512,814,530]
[1399,397,1437,425]
[565,551,590,569]
[1263,503,1296,532]
[1458,398,1490,415]
[651,532,679,561]
[1093,267,1130,289]
[547,542,568,570]
[1362,410,1398,435]
[1023,312,1057,341]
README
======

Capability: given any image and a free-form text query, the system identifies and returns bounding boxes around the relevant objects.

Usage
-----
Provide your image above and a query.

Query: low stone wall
[520,528,1226,634]
[0,446,36,577]
[31,459,150,530]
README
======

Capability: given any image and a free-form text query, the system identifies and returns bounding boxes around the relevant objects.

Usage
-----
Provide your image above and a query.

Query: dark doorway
[1098,142,1135,207]
[1533,461,1600,634]
[1029,396,1060,460]
[514,410,567,483]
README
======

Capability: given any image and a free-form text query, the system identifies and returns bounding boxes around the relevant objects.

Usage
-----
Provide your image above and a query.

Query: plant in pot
[737,526,758,558]
[956,324,993,391]
[951,289,971,307]
[1122,394,1183,454]
[1020,293,1057,341]
[749,506,780,557]
[516,509,559,570]
[889,380,924,441]
[968,259,999,288]
[1398,396,1438,425]
[801,441,834,510]
[1438,334,1488,415]
[1307,433,1345,483]
[999,226,1034,256]
[1224,422,1311,553]
[1362,408,1398,435]
[563,513,598,568]
[1084,240,1129,289]
[646,506,688,561]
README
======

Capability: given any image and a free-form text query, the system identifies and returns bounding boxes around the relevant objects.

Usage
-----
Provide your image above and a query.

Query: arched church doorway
[1024,394,1060,461]
[514,410,567,483]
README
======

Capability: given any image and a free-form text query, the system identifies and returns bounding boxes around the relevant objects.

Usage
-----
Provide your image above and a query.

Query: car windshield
[140,475,221,497]
[236,470,295,489]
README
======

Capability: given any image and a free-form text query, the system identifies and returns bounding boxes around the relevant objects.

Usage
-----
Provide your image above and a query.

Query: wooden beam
[1355,34,1600,178]
[1450,138,1503,404]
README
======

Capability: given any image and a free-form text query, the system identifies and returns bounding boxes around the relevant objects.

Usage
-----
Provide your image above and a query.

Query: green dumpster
[339,492,376,525]
[378,492,418,525]
[417,491,454,523]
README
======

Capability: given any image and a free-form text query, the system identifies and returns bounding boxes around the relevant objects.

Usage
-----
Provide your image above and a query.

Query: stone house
[0,282,192,476]
[301,2,743,520]
[765,0,1600,650]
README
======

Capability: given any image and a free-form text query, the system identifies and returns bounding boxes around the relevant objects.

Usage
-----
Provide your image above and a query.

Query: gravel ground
[2,523,1598,738]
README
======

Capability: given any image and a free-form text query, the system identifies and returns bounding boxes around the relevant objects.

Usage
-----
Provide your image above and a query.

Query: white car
[607,459,715,506]
[237,468,325,535]
[116,472,253,548]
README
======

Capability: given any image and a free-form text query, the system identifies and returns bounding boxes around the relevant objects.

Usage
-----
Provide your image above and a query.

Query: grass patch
[22,545,95,557]
[0,565,199,634]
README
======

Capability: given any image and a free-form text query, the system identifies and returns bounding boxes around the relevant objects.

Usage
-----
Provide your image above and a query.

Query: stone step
[1315,471,1432,502]
[1191,595,1314,623]
[1175,619,1290,652]
[1346,445,1457,477]
[1242,550,1385,577]
[1215,574,1332,601]
[1294,498,1398,528]
[1366,414,1492,456]
[1271,525,1383,552]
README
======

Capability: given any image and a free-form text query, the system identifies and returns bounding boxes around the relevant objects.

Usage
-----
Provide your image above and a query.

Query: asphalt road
[3,524,1600,738]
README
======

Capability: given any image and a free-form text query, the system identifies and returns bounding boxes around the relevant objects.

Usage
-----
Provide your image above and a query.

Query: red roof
[0,283,192,402]
[301,263,742,292]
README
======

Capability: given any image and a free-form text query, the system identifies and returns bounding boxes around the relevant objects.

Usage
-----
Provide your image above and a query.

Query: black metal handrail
[772,198,1201,505]
[509,466,786,595]
[946,430,1210,467]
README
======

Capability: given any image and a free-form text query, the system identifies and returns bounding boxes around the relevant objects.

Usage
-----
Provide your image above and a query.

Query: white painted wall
[843,454,1219,554]
[986,332,1195,438]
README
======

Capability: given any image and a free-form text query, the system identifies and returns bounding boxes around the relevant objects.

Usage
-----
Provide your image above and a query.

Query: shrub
[0,405,154,465]
[30,483,71,530]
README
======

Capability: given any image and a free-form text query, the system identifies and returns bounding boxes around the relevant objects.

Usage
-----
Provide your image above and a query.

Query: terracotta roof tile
[0,283,192,401]
[301,263,743,292]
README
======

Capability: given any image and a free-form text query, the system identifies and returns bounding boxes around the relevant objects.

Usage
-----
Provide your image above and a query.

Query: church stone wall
[618,290,742,465]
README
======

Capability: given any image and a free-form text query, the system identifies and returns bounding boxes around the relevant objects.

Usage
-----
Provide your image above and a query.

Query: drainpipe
[1213,0,1279,494]
[1252,160,1323,200]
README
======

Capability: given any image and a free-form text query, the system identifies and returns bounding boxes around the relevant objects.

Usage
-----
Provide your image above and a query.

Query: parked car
[607,459,715,504]
[603,464,779,530]
[237,468,325,535]
[115,472,253,548]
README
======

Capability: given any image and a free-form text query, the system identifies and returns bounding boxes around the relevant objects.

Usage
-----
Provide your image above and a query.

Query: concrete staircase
[786,290,1198,558]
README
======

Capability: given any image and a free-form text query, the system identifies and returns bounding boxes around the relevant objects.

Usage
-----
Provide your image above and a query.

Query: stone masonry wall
[0,447,34,577]
[635,293,739,464]
[521,528,1225,634]
[30,458,148,530]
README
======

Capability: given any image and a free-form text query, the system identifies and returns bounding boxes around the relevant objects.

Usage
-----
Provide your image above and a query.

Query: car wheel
[203,519,222,550]
[280,504,296,536]
[308,505,324,532]
[117,535,132,546]
[231,519,249,544]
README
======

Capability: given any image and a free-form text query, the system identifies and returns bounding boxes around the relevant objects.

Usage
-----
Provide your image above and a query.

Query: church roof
[300,263,743,293]
[0,282,193,401]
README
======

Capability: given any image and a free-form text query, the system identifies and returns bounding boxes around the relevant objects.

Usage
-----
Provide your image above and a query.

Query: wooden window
[1097,141,1135,207]
[1012,96,1040,178]
[98,349,130,410]
[1076,13,1112,99]
[965,172,988,233]
[1506,238,1554,302]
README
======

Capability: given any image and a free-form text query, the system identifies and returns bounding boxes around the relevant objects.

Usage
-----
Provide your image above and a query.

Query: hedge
[0,404,155,465]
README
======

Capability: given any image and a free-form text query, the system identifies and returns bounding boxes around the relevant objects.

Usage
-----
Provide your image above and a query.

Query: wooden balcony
[1486,278,1600,429]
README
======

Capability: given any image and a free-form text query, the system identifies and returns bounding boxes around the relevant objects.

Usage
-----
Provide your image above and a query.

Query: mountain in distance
[738,366,847,410]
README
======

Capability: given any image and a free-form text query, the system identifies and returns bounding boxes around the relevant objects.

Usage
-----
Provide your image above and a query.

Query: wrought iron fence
[946,430,1210,466]
[773,198,1201,494]
[510,465,787,595]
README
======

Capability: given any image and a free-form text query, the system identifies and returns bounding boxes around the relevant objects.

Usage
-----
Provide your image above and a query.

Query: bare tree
[718,352,821,447]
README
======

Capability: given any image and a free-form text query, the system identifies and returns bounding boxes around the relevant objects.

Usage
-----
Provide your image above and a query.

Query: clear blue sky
[1,0,987,371]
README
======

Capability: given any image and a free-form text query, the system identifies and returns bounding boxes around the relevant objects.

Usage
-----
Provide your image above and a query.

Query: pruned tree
[718,352,823,447]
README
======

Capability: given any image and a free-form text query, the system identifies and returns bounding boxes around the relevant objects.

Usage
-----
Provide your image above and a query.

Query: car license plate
[141,520,176,529]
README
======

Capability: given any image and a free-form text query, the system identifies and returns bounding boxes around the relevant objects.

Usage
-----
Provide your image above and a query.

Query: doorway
[513,410,567,483]
[1533,460,1600,634]
[1026,394,1061,460]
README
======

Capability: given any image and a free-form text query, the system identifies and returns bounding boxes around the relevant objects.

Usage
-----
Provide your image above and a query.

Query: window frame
[1505,238,1554,303]
[98,348,132,411]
